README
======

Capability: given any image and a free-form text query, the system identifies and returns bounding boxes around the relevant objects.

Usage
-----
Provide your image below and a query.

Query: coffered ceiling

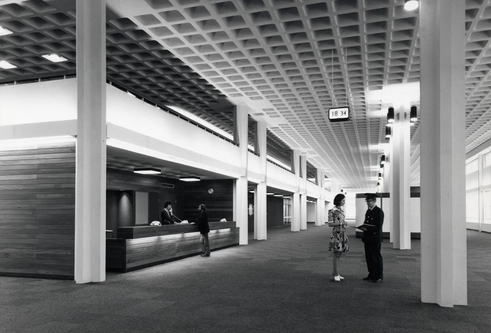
[0,0,490,190]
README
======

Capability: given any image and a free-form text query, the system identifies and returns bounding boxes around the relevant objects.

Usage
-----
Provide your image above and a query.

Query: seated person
[160,201,182,225]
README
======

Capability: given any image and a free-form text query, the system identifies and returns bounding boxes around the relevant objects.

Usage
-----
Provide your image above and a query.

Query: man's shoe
[337,275,344,280]
[372,279,383,283]
[363,276,372,281]
[333,276,341,282]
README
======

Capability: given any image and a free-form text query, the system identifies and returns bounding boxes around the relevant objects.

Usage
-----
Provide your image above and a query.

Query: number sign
[328,107,350,122]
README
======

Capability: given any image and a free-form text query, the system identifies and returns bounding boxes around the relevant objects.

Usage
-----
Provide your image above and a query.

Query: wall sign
[328,107,351,122]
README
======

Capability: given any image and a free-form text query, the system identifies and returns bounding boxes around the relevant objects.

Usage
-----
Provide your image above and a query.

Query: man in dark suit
[160,201,182,224]
[196,204,210,257]
[358,193,385,283]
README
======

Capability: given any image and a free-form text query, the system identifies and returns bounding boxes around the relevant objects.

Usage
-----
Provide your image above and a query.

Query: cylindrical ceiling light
[387,107,395,126]
[385,126,392,139]
[410,105,418,125]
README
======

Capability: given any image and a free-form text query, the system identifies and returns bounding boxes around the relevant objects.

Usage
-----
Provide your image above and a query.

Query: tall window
[466,151,491,232]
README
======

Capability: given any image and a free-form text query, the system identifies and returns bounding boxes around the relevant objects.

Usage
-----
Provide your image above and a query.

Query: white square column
[75,0,107,283]
[291,150,301,232]
[315,170,325,226]
[391,105,411,250]
[420,0,467,306]
[300,154,308,230]
[234,106,249,245]
[254,121,268,240]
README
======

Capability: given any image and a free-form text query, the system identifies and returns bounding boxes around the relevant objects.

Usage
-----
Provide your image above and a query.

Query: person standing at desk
[160,201,182,225]
[358,193,384,283]
[196,204,210,257]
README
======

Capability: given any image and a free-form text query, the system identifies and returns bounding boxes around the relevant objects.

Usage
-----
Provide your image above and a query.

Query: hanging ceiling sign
[328,107,351,122]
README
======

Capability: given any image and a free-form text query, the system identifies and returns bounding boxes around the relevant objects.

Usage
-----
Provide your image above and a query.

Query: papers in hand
[356,224,369,230]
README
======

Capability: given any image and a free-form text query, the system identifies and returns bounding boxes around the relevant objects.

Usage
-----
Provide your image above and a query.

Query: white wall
[0,79,77,126]
[307,202,316,222]
[0,79,331,202]
[135,192,149,225]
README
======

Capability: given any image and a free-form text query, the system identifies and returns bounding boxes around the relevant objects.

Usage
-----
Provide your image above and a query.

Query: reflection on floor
[1,226,490,332]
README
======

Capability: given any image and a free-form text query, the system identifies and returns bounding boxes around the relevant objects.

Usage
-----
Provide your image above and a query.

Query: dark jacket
[161,209,179,224]
[361,206,384,243]
[197,210,209,234]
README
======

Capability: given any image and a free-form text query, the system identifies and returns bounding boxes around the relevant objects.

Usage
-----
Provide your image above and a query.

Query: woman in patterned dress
[329,193,349,282]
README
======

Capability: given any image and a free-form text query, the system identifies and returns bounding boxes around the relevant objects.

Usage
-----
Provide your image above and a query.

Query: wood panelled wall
[179,179,234,222]
[0,143,76,279]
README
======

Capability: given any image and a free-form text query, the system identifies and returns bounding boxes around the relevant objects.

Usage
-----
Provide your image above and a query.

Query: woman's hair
[199,204,207,211]
[333,193,345,206]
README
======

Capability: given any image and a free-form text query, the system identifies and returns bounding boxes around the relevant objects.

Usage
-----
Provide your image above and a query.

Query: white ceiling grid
[120,0,421,189]
[0,0,490,189]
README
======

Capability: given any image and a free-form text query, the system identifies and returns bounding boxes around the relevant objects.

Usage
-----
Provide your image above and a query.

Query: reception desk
[106,221,239,272]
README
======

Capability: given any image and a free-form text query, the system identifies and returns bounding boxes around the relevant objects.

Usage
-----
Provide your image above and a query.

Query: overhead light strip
[0,60,17,69]
[179,176,200,182]
[42,54,68,63]
[134,167,161,175]
[0,26,13,36]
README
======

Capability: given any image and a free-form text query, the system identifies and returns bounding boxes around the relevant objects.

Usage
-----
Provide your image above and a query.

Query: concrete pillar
[291,150,301,232]
[385,149,394,244]
[300,154,308,230]
[75,0,107,283]
[255,182,267,240]
[420,0,467,306]
[235,106,249,245]
[391,105,411,250]
[255,121,268,240]
[316,170,325,226]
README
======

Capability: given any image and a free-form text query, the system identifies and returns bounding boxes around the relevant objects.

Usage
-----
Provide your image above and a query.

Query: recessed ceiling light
[134,167,161,175]
[0,26,13,36]
[404,0,419,11]
[42,54,68,63]
[0,60,17,69]
[179,176,201,182]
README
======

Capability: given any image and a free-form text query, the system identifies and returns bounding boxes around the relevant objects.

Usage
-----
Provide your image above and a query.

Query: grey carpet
[0,225,489,333]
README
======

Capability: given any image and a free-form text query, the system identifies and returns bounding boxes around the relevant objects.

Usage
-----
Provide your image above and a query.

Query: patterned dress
[329,207,349,253]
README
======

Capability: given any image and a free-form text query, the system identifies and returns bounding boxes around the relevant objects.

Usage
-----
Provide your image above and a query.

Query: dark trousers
[201,233,210,256]
[364,242,383,280]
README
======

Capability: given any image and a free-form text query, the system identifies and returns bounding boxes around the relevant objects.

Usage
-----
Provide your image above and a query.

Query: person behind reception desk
[197,204,210,257]
[160,201,182,225]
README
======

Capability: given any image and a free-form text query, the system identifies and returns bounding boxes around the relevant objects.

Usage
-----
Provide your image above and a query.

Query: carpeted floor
[0,225,490,333]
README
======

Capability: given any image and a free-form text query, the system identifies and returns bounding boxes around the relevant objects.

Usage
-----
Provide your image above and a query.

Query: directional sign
[328,107,350,122]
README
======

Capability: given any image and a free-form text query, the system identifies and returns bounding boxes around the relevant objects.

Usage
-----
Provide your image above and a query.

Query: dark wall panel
[0,143,76,278]
[246,193,285,230]
[267,196,284,228]
[179,179,234,222]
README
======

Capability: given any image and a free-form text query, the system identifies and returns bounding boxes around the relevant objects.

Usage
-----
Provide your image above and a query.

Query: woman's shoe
[333,276,341,282]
